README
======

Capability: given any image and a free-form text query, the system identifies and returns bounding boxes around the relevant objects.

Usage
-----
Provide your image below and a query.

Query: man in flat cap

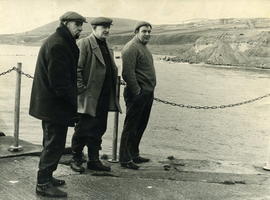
[70,17,121,172]
[29,11,86,197]
[119,21,156,170]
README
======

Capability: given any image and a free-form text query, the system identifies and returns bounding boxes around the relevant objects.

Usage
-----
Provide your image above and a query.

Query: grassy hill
[0,18,139,45]
[1,17,270,68]
[29,17,139,35]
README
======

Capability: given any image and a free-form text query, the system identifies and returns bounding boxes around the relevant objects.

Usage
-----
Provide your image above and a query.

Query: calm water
[0,44,270,165]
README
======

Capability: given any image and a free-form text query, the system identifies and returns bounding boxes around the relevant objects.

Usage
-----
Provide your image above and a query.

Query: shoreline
[0,43,270,73]
[156,55,270,73]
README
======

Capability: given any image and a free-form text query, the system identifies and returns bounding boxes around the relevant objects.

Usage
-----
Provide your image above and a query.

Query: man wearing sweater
[119,21,156,170]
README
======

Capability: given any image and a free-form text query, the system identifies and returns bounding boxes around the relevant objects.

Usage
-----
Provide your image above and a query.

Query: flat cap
[134,21,152,32]
[60,11,87,23]
[91,17,113,26]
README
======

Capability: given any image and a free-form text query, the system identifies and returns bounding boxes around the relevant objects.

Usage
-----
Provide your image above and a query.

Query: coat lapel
[88,34,105,66]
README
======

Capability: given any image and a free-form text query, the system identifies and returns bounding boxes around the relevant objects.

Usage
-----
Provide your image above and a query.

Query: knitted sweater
[122,36,156,95]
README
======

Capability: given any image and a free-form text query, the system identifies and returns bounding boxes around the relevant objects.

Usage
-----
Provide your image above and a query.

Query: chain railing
[14,67,34,79]
[0,66,34,79]
[1,64,270,162]
[120,79,270,109]
[0,66,16,77]
[153,95,270,109]
[1,66,270,109]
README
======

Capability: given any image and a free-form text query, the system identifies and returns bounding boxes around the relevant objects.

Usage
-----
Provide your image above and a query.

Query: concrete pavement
[1,136,270,200]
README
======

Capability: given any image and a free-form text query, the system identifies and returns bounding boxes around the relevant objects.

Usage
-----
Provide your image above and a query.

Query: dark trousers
[71,111,108,161]
[119,88,154,163]
[37,121,68,184]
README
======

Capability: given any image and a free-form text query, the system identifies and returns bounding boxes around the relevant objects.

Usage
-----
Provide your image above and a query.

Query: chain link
[120,80,126,86]
[121,80,270,109]
[154,94,270,109]
[0,67,16,76]
[0,67,34,79]
[1,67,270,109]
[13,67,34,79]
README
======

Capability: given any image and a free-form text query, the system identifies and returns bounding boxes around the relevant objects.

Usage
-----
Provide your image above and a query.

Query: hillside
[29,17,138,35]
[0,17,270,68]
[0,18,139,45]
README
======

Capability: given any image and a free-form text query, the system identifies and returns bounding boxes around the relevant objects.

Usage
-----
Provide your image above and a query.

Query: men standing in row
[119,22,156,169]
[29,11,87,197]
[70,17,121,173]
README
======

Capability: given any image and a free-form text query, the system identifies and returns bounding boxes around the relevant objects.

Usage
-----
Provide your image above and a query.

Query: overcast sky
[0,0,269,34]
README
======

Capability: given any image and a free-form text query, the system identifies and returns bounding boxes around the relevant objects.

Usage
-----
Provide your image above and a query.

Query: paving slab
[1,155,270,200]
[1,137,270,200]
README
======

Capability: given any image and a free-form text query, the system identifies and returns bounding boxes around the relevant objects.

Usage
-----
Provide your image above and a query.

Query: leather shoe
[121,161,140,170]
[133,156,150,164]
[70,159,85,173]
[51,177,65,187]
[87,160,111,172]
[36,182,67,198]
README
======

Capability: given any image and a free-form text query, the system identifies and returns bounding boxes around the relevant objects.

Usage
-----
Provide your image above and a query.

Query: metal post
[109,76,121,163]
[8,63,23,152]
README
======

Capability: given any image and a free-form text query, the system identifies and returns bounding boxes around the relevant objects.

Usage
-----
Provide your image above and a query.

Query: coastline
[1,43,270,72]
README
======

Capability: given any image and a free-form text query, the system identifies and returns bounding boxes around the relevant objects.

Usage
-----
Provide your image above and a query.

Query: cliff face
[169,30,270,68]
[246,31,270,57]
[171,39,249,66]
[155,18,270,68]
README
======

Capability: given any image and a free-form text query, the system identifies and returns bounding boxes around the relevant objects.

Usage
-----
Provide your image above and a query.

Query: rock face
[206,40,249,65]
[246,31,270,57]
[171,38,249,66]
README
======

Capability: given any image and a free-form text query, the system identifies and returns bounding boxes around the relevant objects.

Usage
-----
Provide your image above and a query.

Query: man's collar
[89,33,113,50]
[92,33,106,42]
[133,35,147,45]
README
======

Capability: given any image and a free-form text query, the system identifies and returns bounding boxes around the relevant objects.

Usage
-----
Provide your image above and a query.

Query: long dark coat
[29,25,79,124]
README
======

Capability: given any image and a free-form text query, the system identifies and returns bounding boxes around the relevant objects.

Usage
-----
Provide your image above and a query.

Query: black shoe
[36,182,67,198]
[121,161,140,170]
[51,177,65,187]
[133,156,150,164]
[87,160,111,172]
[70,159,85,173]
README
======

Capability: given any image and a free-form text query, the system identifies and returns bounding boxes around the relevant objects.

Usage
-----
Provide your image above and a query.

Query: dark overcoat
[29,25,79,124]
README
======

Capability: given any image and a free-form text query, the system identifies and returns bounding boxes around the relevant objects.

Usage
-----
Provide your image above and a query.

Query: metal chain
[0,67,16,76]
[120,80,126,86]
[0,68,269,109]
[121,80,270,109]
[13,67,34,79]
[0,67,34,79]
[154,94,270,109]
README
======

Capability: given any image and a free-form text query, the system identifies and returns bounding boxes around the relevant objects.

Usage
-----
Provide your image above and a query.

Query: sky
[0,0,270,34]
